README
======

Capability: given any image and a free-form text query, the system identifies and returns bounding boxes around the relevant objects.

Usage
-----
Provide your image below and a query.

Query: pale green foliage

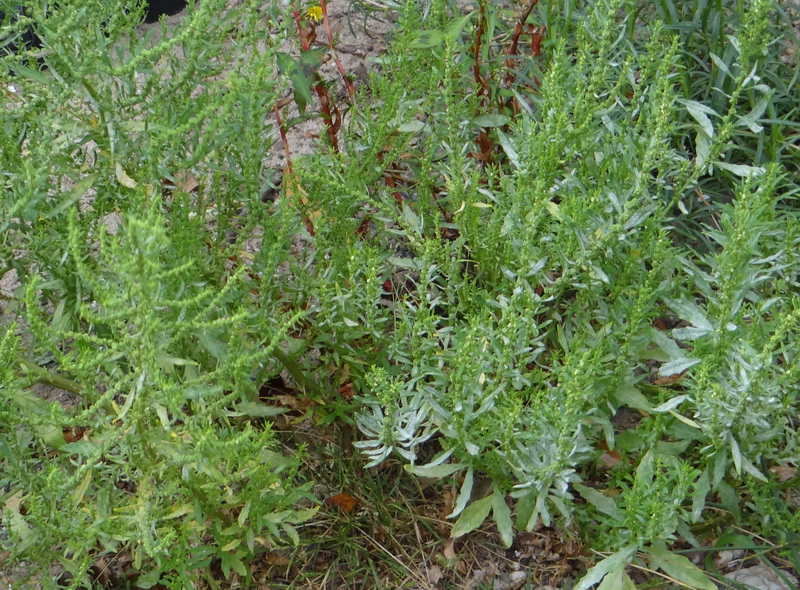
[2,0,800,585]
[294,0,800,559]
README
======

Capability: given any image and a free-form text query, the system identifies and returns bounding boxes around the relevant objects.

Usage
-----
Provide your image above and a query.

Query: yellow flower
[305,5,323,23]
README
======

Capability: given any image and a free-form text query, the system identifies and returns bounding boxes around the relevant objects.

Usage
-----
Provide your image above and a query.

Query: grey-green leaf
[574,545,638,590]
[406,463,463,478]
[573,483,622,520]
[491,487,514,547]
[451,494,492,538]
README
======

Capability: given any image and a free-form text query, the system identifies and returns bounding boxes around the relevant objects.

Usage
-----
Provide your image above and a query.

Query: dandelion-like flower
[304,5,323,23]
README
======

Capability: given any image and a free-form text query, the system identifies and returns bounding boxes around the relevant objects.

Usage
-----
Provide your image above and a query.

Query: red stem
[319,0,355,101]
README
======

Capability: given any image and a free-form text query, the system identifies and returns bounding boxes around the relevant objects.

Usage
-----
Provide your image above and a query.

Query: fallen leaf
[327,493,359,513]
[174,170,199,193]
[264,552,290,566]
[599,451,621,468]
[652,369,689,386]
[372,521,387,544]
[443,537,457,560]
[770,463,797,482]
[337,381,354,401]
[283,164,320,235]
[115,163,137,188]
[441,489,455,519]
[455,559,469,575]
[427,564,444,584]
[63,426,89,443]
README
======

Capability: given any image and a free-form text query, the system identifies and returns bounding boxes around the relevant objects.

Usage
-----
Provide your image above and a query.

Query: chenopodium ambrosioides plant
[0,0,317,586]
[2,208,315,588]
[349,0,799,569]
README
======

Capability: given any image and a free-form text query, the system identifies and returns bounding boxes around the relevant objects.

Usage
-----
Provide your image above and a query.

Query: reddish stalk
[472,1,490,107]
[319,0,355,101]
[289,5,341,152]
[503,0,540,88]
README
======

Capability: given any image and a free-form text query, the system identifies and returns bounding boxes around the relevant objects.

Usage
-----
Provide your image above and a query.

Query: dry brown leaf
[652,369,689,386]
[283,164,320,234]
[337,381,355,401]
[598,451,621,468]
[770,463,797,482]
[441,489,455,518]
[327,493,359,513]
[264,552,290,566]
[372,521,387,544]
[455,559,469,575]
[427,564,444,584]
[443,537,457,560]
[63,426,89,444]
[174,170,199,193]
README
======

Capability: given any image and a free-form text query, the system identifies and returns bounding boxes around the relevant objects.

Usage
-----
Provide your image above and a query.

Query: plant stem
[16,356,83,394]
[272,347,325,399]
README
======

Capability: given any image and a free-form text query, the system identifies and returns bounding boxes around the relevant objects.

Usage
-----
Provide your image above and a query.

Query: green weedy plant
[291,0,800,584]
[3,209,314,588]
[2,0,799,586]
[0,0,317,587]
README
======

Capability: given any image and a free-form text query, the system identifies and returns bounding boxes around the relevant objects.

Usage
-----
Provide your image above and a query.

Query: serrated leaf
[157,356,199,367]
[695,130,711,169]
[740,454,768,482]
[491,487,514,547]
[409,30,443,49]
[444,11,475,42]
[72,468,92,507]
[652,394,689,413]
[221,538,241,552]
[647,542,716,590]
[496,129,519,169]
[736,91,772,133]
[134,569,162,589]
[658,357,701,377]
[623,204,657,231]
[47,173,100,218]
[714,161,765,177]
[597,565,636,590]
[573,483,621,520]
[398,120,424,133]
[406,463,463,478]
[60,440,98,456]
[276,52,313,113]
[663,297,713,331]
[691,470,710,522]
[612,383,652,411]
[11,63,48,84]
[710,53,732,78]
[449,467,474,518]
[574,545,638,590]
[165,503,194,519]
[671,326,711,341]
[730,434,742,476]
[115,163,137,188]
[234,401,287,417]
[282,522,300,544]
[197,331,227,360]
[546,200,562,219]
[451,494,492,538]
[299,46,328,67]
[473,114,511,127]
[679,99,717,137]
[650,328,685,360]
